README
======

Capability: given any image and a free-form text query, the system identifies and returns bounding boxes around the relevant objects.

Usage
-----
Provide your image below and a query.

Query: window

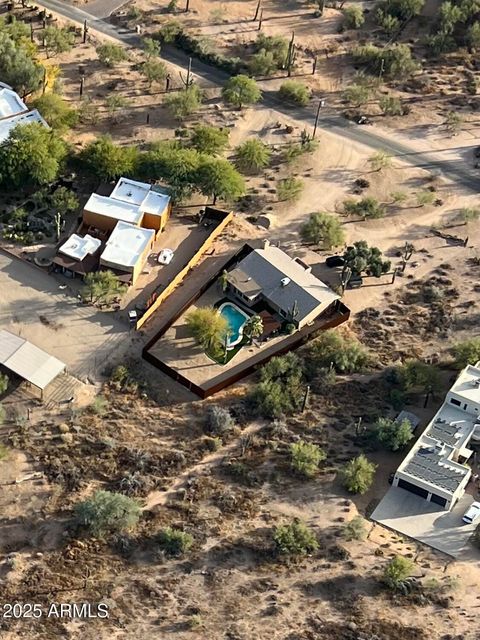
[450,398,461,407]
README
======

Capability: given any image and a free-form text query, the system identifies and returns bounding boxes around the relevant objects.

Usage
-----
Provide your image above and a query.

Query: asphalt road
[36,0,480,192]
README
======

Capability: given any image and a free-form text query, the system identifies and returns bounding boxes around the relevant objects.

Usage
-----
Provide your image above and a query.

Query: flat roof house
[0,84,48,144]
[393,362,480,509]
[226,241,339,329]
[99,221,155,283]
[83,177,171,237]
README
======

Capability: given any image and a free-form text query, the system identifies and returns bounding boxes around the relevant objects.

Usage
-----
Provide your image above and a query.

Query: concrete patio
[372,486,480,559]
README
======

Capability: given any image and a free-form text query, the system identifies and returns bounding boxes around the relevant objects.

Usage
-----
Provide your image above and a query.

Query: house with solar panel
[53,177,171,285]
[392,361,480,509]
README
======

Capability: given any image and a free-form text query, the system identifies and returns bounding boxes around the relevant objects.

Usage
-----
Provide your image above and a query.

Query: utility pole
[312,98,325,139]
[253,0,261,21]
[258,9,263,31]
[185,0,190,12]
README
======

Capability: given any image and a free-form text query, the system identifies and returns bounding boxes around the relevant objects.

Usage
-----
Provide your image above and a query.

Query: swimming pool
[218,302,250,349]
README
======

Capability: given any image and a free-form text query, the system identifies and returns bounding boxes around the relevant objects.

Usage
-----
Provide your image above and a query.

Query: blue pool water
[218,302,249,348]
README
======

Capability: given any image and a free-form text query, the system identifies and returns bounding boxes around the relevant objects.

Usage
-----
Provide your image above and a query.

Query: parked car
[462,501,480,525]
[325,255,345,268]
[158,248,174,265]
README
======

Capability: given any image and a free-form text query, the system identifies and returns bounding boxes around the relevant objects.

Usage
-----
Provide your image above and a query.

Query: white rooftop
[0,88,27,120]
[110,177,170,217]
[449,362,480,405]
[100,221,154,270]
[0,109,48,144]
[85,193,143,225]
[0,329,65,390]
[59,234,102,261]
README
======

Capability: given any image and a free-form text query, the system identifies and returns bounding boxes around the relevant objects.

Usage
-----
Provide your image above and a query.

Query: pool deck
[147,283,289,388]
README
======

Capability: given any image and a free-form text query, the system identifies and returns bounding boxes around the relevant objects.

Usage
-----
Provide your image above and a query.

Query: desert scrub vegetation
[383,555,415,591]
[372,416,414,451]
[273,520,319,556]
[451,338,480,368]
[157,527,193,556]
[278,81,310,106]
[74,491,141,538]
[248,353,305,419]
[304,330,369,376]
[204,404,236,436]
[235,139,271,173]
[340,455,377,494]
[301,212,345,249]
[277,176,304,201]
[343,515,368,541]
[290,441,326,478]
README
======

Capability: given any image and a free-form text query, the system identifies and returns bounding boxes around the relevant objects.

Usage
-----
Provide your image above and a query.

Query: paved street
[35,0,480,193]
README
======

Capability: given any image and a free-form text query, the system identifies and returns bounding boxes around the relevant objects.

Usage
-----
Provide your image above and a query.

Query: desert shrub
[343,241,391,277]
[396,359,440,393]
[343,516,367,541]
[290,441,326,478]
[252,33,289,72]
[343,196,385,219]
[249,353,304,419]
[452,338,480,368]
[96,43,128,67]
[0,373,9,395]
[91,395,108,415]
[301,212,345,249]
[222,75,261,109]
[278,81,310,106]
[352,43,419,79]
[80,136,138,181]
[373,417,414,451]
[379,95,404,116]
[277,176,304,201]
[110,365,129,388]
[273,520,319,556]
[343,5,365,28]
[74,491,141,538]
[157,527,193,556]
[205,404,235,435]
[459,207,480,222]
[343,83,373,106]
[189,125,229,155]
[341,455,377,494]
[165,85,202,119]
[157,19,183,43]
[383,555,414,590]
[304,330,369,376]
[235,139,271,173]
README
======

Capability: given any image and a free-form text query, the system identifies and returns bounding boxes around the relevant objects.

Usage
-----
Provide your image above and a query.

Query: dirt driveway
[0,250,131,380]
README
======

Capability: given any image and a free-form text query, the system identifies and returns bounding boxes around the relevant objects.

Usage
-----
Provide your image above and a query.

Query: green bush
[249,353,304,418]
[290,441,326,478]
[278,81,310,106]
[373,417,414,451]
[157,526,193,556]
[343,196,385,219]
[74,491,141,538]
[304,330,369,376]
[80,136,138,181]
[343,5,365,28]
[96,43,128,67]
[301,212,345,249]
[277,176,304,201]
[341,455,376,494]
[0,373,9,395]
[396,359,440,393]
[165,85,202,119]
[383,555,414,590]
[452,338,480,369]
[205,404,235,435]
[235,139,271,173]
[343,515,367,541]
[273,520,319,556]
[352,43,419,79]
[189,125,229,156]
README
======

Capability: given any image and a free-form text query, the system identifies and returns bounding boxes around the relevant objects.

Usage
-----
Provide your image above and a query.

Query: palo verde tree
[0,30,44,96]
[80,135,139,181]
[141,58,167,89]
[301,212,345,249]
[142,36,161,59]
[0,123,67,188]
[342,241,391,277]
[165,85,202,119]
[32,93,78,133]
[341,454,377,494]
[74,490,141,538]
[304,329,369,376]
[189,125,229,156]
[194,157,245,202]
[222,75,261,109]
[41,26,75,58]
[82,271,127,305]
[139,142,200,201]
[235,139,271,173]
[186,307,229,353]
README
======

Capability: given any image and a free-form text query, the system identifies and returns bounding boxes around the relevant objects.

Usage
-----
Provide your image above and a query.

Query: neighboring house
[0,84,48,144]
[99,221,155,283]
[226,240,339,329]
[83,177,171,237]
[393,361,480,509]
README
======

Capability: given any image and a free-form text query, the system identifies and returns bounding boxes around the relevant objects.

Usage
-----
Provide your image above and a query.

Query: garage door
[398,479,428,499]
[430,493,447,507]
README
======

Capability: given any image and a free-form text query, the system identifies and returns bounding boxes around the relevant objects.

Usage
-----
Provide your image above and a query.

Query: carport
[0,330,66,400]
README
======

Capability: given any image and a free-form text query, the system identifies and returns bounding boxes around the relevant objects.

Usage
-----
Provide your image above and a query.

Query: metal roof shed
[0,330,66,397]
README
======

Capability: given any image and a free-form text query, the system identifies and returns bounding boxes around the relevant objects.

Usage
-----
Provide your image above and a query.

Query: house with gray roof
[226,240,339,329]
[393,361,480,509]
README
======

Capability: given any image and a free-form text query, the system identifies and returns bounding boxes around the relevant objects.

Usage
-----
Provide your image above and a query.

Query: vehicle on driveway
[462,501,480,524]
[158,248,174,265]
[325,255,345,268]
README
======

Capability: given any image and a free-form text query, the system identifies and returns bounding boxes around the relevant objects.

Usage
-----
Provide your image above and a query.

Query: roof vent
[281,277,291,287]
[472,378,480,388]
